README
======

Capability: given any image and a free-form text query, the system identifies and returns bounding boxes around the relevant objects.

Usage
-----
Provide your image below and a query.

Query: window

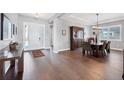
[99,27,108,40]
[99,25,121,41]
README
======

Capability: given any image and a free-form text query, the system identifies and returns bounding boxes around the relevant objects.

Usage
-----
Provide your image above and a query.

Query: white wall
[52,18,91,53]
[53,18,70,53]
[83,26,90,40]
[4,13,18,26]
[4,13,19,41]
[18,15,51,48]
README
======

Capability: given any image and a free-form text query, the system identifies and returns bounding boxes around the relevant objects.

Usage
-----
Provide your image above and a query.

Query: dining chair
[99,42,107,56]
[101,40,107,43]
[88,37,94,43]
[82,42,93,55]
[106,41,111,53]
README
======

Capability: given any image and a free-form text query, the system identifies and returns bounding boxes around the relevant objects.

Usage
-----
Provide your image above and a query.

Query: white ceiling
[20,13,56,20]
[60,13,124,25]
[20,13,124,25]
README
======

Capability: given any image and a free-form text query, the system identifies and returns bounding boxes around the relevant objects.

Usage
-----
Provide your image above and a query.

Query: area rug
[32,50,45,58]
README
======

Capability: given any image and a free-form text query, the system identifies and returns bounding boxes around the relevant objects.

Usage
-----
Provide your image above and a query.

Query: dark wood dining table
[90,42,103,57]
[82,42,103,57]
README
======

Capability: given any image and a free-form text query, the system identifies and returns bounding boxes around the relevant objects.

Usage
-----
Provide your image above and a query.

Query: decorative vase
[9,41,18,51]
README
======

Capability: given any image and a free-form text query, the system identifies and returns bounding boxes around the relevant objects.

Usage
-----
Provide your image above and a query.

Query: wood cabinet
[70,26,84,50]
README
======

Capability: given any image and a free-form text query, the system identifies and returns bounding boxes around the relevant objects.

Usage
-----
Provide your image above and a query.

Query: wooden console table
[0,45,24,80]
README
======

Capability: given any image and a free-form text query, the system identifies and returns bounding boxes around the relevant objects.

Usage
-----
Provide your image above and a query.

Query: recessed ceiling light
[34,13,40,18]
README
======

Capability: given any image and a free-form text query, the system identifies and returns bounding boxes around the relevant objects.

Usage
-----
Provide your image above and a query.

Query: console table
[0,45,24,80]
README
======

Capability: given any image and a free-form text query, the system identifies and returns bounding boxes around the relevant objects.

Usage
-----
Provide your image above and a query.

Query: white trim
[53,48,70,53]
[99,17,124,25]
[24,48,43,52]
[58,48,70,52]
[43,24,46,48]
[53,51,59,53]
[110,48,123,51]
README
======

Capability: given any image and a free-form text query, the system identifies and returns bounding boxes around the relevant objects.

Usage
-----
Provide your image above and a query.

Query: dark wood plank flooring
[5,48,124,80]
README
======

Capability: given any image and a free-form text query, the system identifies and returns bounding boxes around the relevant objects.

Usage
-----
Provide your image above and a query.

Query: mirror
[0,13,12,40]
[3,15,12,40]
[77,30,84,39]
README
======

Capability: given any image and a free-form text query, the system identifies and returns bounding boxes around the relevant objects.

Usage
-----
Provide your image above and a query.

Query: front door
[24,22,45,51]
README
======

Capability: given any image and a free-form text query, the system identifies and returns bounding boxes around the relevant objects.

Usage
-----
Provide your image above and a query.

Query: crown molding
[93,16,124,25]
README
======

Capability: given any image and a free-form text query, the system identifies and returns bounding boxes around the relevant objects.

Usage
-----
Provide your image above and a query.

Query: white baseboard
[53,51,59,53]
[110,48,123,51]
[58,48,70,52]
[53,48,70,53]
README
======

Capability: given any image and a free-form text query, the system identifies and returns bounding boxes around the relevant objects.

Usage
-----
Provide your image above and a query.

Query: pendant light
[92,13,102,31]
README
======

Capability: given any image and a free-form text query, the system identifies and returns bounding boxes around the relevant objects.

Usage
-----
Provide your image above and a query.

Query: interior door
[25,23,45,50]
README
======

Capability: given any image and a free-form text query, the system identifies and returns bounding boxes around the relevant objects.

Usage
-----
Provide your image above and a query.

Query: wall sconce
[62,30,66,36]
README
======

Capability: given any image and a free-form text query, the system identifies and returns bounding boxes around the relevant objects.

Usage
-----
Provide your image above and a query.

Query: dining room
[67,13,124,80]
[70,25,111,57]
[82,39,111,57]
[71,13,124,58]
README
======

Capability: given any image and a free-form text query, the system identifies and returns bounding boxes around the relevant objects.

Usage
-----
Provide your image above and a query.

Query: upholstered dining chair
[99,42,107,56]
[101,40,107,43]
[82,42,93,55]
[88,37,94,43]
[105,41,111,53]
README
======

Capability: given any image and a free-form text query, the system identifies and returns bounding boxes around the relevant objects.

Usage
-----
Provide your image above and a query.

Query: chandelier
[92,13,102,31]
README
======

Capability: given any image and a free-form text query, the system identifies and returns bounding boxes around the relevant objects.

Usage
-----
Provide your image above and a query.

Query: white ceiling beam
[48,13,66,23]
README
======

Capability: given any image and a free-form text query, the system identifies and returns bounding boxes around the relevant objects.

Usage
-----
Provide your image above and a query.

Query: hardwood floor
[6,48,123,80]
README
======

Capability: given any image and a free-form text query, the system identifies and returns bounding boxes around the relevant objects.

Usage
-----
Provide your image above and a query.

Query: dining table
[82,42,103,57]
[90,42,103,57]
